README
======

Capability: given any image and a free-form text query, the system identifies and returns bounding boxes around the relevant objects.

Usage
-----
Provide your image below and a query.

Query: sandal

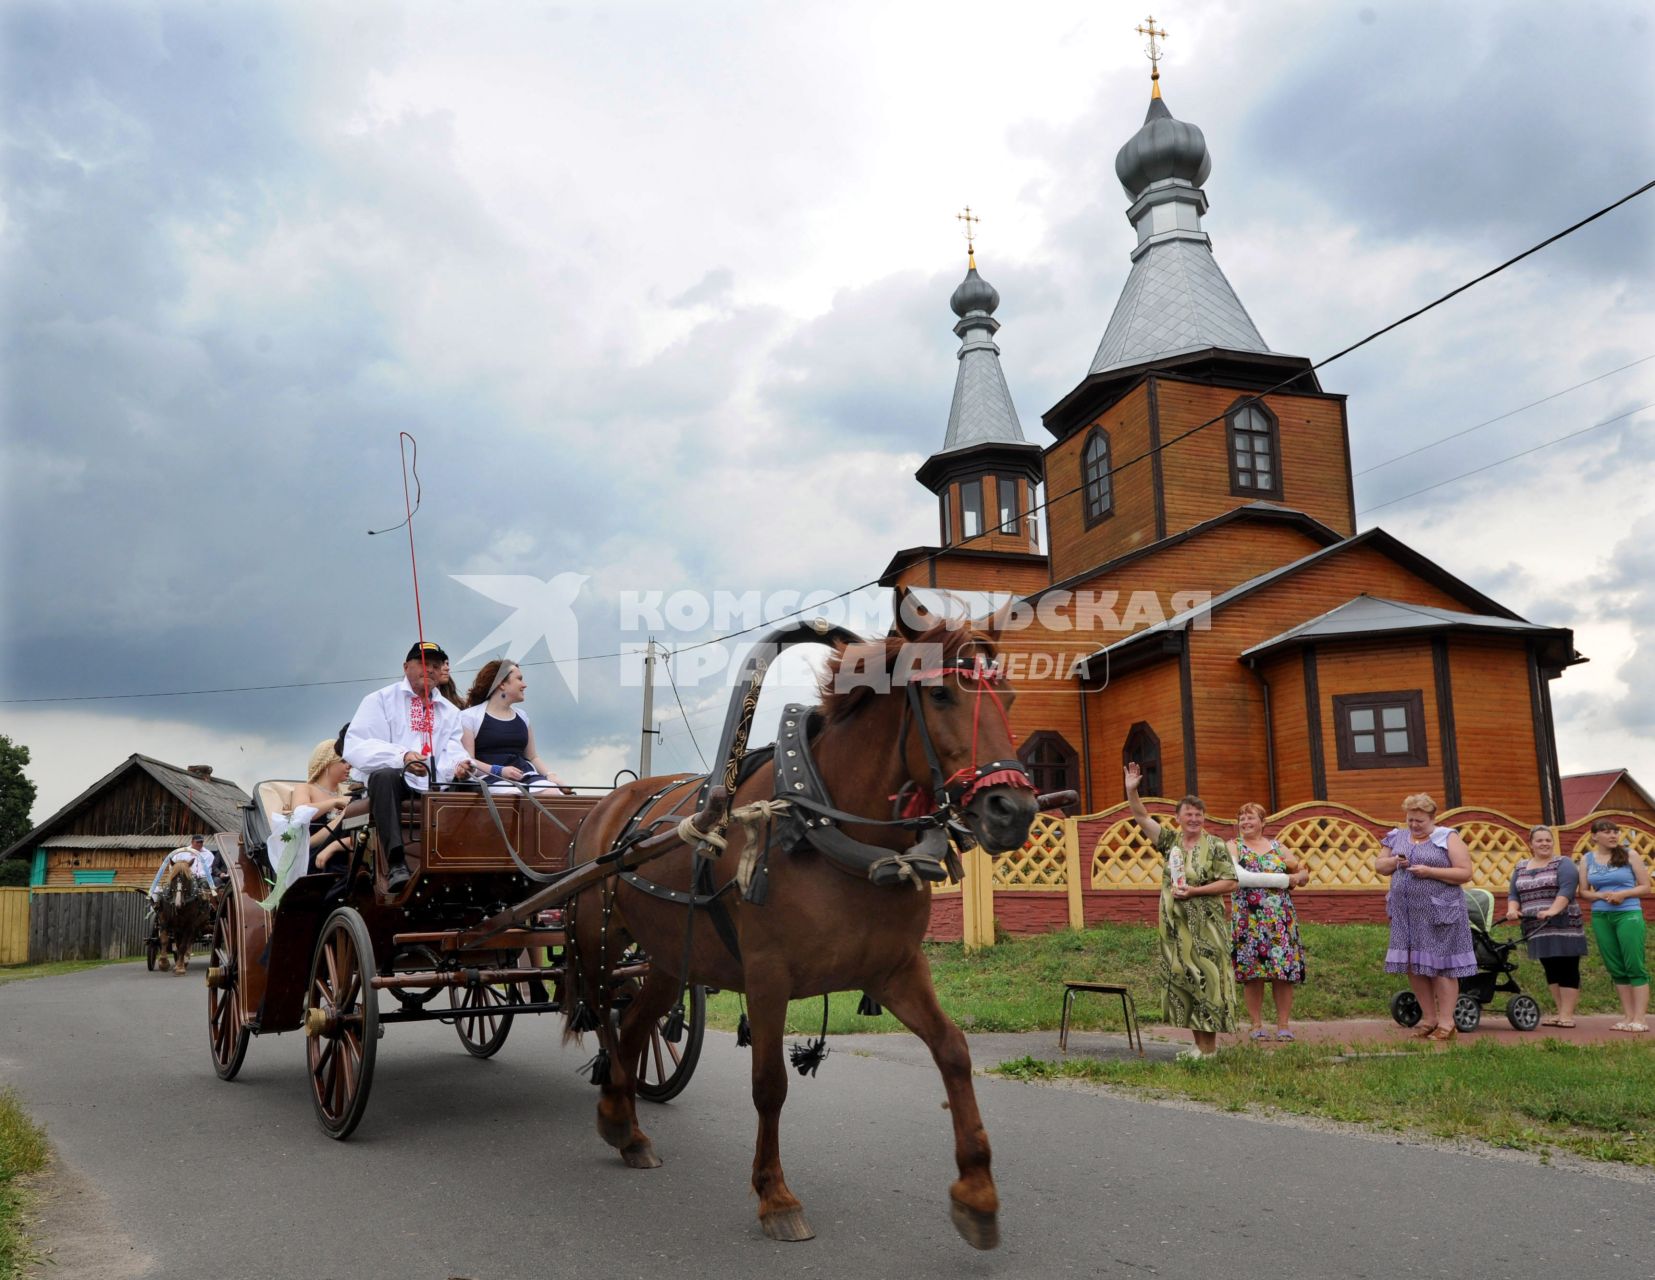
[1612,1021,1632,1031]
[1624,1022,1649,1033]
[1275,1029,1295,1041]
[1410,1024,1438,1039]
[1427,1026,1457,1042]
[1249,1028,1272,1041]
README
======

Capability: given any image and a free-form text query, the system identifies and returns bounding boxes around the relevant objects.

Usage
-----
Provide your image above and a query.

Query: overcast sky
[3,0,1652,824]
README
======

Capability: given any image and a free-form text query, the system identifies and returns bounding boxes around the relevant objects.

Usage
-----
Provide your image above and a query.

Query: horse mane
[816,623,991,726]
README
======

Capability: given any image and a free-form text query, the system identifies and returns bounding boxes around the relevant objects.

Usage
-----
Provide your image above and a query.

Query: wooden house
[883,79,1583,824]
[0,754,250,888]
[1561,770,1655,824]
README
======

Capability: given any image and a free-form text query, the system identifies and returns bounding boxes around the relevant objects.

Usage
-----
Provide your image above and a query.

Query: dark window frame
[1020,730,1080,813]
[1332,690,1428,771]
[940,489,952,546]
[1082,427,1113,527]
[994,474,1021,536]
[959,478,984,540]
[1122,720,1163,798]
[1225,398,1283,500]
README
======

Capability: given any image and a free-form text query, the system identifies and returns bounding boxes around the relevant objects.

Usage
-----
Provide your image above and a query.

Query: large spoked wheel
[146,930,160,972]
[632,984,706,1104]
[1452,993,1482,1033]
[449,978,518,1058]
[1507,994,1542,1031]
[1389,991,1422,1028]
[305,907,379,1140]
[206,899,250,1080]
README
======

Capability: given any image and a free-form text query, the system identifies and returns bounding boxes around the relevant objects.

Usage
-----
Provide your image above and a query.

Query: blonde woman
[1374,793,1475,1042]
[290,740,353,872]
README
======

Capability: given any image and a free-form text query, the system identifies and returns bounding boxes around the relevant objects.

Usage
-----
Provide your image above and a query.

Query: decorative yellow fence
[0,888,28,965]
[932,802,1655,949]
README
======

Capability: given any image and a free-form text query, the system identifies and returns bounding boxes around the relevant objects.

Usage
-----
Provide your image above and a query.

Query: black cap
[405,641,449,664]
[191,835,205,844]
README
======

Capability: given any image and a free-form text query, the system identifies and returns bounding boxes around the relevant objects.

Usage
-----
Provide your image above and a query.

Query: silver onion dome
[949,263,1000,318]
[1114,96,1211,200]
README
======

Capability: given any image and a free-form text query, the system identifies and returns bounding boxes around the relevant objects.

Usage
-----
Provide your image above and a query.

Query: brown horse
[564,605,1037,1247]
[154,860,215,975]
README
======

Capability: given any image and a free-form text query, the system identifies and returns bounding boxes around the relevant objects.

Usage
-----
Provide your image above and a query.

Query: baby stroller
[1389,887,1542,1033]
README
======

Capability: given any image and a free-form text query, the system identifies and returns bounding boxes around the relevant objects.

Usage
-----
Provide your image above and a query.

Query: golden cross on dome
[1136,14,1168,97]
[956,205,980,267]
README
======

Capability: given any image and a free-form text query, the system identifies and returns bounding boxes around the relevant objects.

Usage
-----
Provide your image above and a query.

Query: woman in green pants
[1578,818,1651,1032]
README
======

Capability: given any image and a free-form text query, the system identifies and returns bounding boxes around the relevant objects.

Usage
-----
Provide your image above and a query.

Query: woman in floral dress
[1125,764,1239,1058]
[1230,802,1309,1040]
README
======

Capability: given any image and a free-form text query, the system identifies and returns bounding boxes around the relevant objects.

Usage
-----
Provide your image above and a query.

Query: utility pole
[639,638,657,777]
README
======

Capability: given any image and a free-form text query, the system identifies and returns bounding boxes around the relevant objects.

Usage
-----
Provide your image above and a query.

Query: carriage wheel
[449,978,517,1058]
[305,907,379,1140]
[632,985,705,1104]
[146,934,160,972]
[206,899,250,1080]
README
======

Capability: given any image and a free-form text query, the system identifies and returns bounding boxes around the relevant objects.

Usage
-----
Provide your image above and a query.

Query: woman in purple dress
[1373,793,1476,1041]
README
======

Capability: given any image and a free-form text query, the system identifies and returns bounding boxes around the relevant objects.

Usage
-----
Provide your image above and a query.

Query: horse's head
[819,588,1039,854]
[165,861,201,910]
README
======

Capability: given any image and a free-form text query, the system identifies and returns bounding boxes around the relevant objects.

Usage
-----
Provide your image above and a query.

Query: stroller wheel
[1390,991,1423,1027]
[1507,994,1542,1031]
[1453,994,1481,1033]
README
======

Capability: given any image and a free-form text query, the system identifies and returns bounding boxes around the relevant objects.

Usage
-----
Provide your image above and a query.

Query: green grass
[705,922,1624,1035]
[0,957,138,987]
[0,1091,47,1280]
[996,1038,1655,1167]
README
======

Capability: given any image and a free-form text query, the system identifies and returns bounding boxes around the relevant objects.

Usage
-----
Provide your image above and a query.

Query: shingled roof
[0,753,250,863]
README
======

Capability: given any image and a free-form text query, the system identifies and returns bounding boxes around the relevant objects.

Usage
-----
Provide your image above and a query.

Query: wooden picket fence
[0,886,151,965]
[931,802,1655,949]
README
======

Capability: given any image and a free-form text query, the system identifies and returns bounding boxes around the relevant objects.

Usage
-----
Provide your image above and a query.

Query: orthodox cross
[956,205,980,267]
[1136,15,1168,94]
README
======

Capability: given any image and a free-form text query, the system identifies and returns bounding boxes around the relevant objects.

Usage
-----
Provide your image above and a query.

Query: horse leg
[876,953,999,1250]
[746,979,813,1242]
[599,969,679,1170]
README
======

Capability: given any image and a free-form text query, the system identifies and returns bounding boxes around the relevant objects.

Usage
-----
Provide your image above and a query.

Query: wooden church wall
[1152,380,1355,539]
[1447,636,1544,819]
[1084,659,1186,811]
[1259,649,1311,802]
[1044,383,1159,580]
[1185,542,1486,814]
[1312,642,1445,813]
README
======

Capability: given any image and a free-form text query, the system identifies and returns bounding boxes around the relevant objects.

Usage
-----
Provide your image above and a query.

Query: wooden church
[881,66,1583,825]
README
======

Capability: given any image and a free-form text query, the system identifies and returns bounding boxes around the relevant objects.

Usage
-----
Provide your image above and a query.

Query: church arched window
[1227,400,1281,498]
[1082,428,1113,526]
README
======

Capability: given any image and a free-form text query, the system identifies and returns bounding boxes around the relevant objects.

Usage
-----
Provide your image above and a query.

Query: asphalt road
[2,964,1651,1280]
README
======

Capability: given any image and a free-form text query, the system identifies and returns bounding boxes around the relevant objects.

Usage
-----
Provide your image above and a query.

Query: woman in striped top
[1503,825,1587,1027]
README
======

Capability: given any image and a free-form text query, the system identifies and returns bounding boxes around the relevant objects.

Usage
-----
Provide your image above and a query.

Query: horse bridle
[893,651,1035,826]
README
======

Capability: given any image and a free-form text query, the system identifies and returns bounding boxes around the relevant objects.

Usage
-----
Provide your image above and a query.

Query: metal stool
[1059,981,1143,1056]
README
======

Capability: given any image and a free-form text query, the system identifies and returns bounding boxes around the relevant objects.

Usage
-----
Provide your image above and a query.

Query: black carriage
[206,779,704,1138]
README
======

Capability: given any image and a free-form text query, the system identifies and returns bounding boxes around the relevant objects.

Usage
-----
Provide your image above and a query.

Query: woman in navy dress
[462,659,574,793]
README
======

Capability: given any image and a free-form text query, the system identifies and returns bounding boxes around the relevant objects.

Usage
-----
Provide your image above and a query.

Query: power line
[1353,353,1655,476]
[662,648,708,770]
[6,179,1651,706]
[1356,403,1651,515]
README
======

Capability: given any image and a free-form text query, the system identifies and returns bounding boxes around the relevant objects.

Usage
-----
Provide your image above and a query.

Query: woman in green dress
[1125,764,1239,1057]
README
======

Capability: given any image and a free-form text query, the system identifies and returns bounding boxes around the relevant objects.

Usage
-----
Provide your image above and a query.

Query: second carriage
[205,778,706,1138]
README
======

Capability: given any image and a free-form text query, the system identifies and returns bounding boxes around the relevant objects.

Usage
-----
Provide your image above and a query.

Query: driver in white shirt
[342,641,475,890]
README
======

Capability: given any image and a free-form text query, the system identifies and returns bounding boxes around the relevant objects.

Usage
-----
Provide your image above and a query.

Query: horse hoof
[760,1208,815,1242]
[621,1141,662,1170]
[950,1199,1000,1251]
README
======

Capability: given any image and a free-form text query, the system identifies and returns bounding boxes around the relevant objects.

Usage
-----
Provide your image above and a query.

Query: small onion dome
[1114,96,1211,200]
[950,263,1000,318]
